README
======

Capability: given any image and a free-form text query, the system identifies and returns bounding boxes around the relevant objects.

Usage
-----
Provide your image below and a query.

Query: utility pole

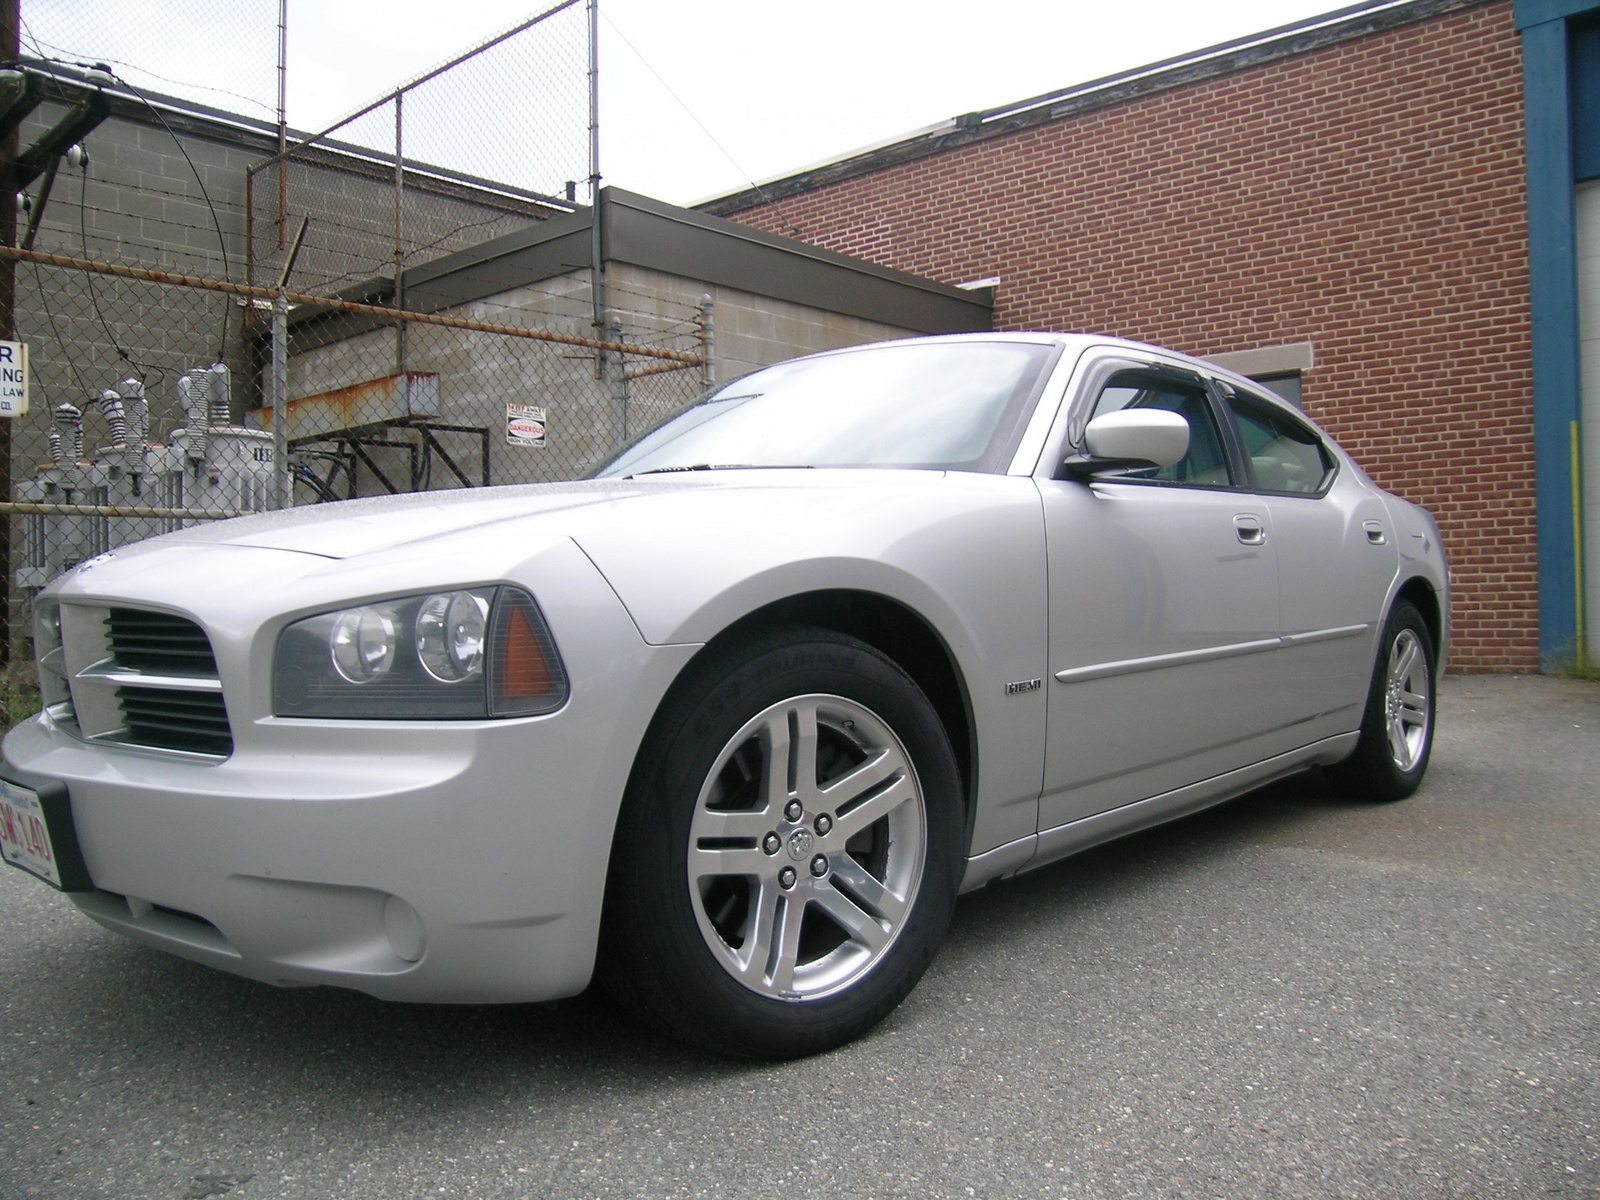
[0,0,19,666]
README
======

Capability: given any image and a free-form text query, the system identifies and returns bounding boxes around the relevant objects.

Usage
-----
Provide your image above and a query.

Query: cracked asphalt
[2,673,1597,1200]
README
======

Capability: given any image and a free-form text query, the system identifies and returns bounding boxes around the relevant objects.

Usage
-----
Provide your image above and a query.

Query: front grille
[47,604,235,758]
[115,685,233,756]
[105,608,219,674]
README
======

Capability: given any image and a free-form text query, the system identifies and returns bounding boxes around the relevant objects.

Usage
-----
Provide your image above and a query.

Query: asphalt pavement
[2,673,1596,1200]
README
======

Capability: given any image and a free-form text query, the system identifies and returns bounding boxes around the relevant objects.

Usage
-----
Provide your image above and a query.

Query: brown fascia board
[698,0,1495,217]
[382,188,992,334]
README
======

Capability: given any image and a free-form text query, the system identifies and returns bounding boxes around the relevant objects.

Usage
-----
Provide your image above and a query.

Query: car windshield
[591,340,1058,477]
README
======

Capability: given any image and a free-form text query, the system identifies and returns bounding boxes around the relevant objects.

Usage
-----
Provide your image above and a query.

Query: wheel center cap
[786,828,814,860]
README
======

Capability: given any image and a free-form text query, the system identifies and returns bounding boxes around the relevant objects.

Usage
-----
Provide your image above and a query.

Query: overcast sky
[25,0,1362,206]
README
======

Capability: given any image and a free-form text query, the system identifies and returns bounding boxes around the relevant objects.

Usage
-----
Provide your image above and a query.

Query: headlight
[331,606,397,683]
[274,586,568,719]
[415,590,488,682]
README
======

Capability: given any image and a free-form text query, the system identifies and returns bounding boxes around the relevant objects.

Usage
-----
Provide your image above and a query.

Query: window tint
[1224,389,1335,494]
[1089,370,1232,487]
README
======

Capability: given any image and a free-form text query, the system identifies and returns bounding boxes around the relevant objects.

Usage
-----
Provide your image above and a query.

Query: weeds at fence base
[1,663,41,731]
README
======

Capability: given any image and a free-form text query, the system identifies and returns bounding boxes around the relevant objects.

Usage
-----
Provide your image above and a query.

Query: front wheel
[1327,600,1436,801]
[602,628,963,1059]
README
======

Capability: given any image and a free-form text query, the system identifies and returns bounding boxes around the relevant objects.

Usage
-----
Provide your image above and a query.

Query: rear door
[1214,381,1397,743]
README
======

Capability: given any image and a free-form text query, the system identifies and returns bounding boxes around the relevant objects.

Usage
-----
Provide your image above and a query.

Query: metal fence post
[271,291,290,509]
[608,316,628,450]
[393,93,407,376]
[697,294,715,390]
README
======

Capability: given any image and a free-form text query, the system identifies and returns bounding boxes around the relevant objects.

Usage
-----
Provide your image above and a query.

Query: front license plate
[0,769,92,891]
[1,777,69,888]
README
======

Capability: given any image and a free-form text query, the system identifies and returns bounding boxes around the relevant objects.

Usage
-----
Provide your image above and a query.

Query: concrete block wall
[719,0,1533,672]
[285,270,613,491]
[23,100,258,276]
[605,262,918,385]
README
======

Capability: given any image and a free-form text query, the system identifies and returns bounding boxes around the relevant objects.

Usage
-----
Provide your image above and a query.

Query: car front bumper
[2,544,700,1005]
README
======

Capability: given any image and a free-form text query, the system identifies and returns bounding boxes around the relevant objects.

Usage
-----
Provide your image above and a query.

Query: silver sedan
[0,334,1447,1058]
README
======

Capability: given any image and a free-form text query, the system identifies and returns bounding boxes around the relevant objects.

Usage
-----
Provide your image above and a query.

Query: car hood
[144,479,672,559]
[131,471,963,560]
[56,470,1040,648]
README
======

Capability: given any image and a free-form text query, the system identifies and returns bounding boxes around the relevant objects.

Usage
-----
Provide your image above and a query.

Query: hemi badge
[1005,678,1043,695]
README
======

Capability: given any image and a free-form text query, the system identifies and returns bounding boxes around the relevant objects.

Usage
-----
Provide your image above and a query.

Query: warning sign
[505,403,546,447]
[0,342,28,417]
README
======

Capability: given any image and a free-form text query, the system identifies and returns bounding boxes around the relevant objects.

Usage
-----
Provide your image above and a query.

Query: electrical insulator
[208,363,230,426]
[179,371,211,462]
[99,389,128,448]
[53,403,84,464]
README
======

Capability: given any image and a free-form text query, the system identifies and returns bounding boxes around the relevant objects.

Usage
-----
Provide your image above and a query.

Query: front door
[1037,361,1284,830]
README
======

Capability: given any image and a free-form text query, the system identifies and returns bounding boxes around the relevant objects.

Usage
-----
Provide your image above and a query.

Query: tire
[1327,600,1436,802]
[602,627,963,1059]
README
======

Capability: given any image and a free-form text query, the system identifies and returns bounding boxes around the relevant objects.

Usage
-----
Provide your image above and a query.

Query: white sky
[25,0,1360,206]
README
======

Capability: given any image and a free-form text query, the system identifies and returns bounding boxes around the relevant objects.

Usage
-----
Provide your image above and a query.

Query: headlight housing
[274,586,568,719]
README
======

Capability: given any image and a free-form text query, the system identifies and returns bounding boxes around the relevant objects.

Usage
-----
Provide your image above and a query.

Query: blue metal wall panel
[1517,0,1600,30]
[1574,21,1600,180]
[1522,17,1584,665]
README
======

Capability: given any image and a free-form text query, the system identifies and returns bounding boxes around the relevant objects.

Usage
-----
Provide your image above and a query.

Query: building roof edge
[697,0,1496,217]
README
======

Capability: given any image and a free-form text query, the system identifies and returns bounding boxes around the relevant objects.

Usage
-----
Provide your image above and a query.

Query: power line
[598,9,801,236]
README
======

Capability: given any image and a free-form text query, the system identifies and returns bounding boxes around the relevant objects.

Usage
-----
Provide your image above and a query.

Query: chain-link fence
[2,1,711,715]
[2,245,707,681]
[247,1,589,300]
[17,0,281,126]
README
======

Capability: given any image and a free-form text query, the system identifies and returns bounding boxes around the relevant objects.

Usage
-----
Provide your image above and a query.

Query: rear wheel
[603,628,962,1059]
[1327,600,1435,801]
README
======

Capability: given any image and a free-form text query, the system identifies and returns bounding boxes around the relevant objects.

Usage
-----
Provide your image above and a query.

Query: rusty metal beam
[0,501,247,520]
[0,245,700,365]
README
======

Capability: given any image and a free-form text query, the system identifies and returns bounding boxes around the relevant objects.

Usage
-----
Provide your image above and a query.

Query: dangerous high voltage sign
[0,342,29,417]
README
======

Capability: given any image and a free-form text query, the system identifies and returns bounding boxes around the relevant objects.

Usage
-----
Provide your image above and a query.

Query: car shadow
[30,768,1364,1110]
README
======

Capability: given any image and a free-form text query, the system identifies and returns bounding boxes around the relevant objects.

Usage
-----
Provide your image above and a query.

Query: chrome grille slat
[115,685,232,756]
[104,609,219,673]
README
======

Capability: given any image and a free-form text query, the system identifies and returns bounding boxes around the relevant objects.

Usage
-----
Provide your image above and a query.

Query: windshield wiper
[627,463,754,476]
[624,463,815,478]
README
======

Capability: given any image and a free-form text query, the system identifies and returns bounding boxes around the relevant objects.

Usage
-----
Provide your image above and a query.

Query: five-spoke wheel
[603,628,961,1059]
[1383,626,1431,773]
[1328,600,1436,801]
[687,694,927,1001]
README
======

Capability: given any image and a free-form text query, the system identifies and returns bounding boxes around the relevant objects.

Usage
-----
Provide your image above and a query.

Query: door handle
[1363,520,1387,545]
[1233,514,1266,546]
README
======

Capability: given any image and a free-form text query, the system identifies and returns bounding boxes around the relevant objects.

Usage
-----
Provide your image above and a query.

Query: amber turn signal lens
[488,588,568,716]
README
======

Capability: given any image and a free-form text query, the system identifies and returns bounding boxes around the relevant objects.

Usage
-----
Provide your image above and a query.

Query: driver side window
[1089,370,1233,487]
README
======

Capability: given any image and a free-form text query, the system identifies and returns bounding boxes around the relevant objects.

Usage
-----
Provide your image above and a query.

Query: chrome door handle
[1363,520,1387,545]
[1233,514,1266,546]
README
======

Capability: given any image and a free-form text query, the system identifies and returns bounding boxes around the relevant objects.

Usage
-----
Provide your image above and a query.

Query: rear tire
[602,627,962,1059]
[1327,600,1435,802]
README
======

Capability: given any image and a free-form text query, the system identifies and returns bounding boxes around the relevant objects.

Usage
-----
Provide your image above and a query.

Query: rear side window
[1223,389,1335,495]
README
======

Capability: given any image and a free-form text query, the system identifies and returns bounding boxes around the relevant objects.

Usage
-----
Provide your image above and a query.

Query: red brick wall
[725,1,1533,671]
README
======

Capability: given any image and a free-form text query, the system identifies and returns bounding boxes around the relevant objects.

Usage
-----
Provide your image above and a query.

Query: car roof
[797,331,1317,427]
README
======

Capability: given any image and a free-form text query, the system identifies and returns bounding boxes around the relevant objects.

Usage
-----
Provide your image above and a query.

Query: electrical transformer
[14,364,278,590]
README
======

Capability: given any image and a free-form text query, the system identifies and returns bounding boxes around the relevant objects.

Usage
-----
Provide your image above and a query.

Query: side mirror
[1059,409,1190,479]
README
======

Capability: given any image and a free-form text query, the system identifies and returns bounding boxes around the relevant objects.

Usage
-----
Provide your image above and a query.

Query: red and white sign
[506,404,547,447]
